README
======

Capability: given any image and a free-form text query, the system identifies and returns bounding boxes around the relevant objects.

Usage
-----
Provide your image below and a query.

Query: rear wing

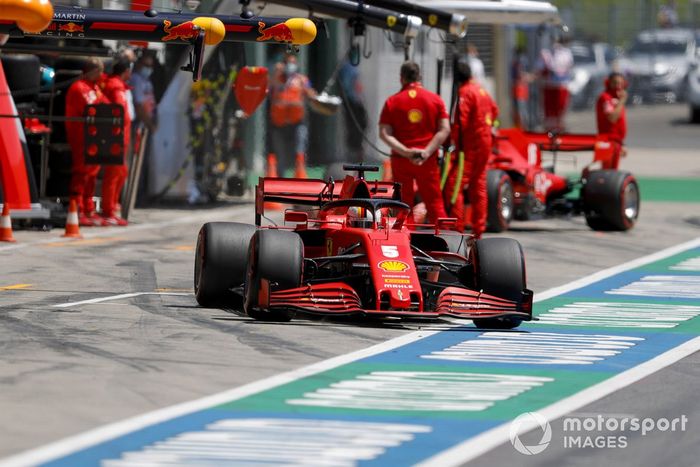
[254,176,399,226]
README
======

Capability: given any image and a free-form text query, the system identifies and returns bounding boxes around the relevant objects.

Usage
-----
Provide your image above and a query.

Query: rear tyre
[194,222,257,307]
[582,170,640,231]
[486,170,513,232]
[690,106,700,124]
[244,229,304,321]
[470,238,526,330]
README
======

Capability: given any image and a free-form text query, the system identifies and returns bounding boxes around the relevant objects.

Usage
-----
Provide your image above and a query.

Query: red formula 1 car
[482,128,640,233]
[194,165,533,329]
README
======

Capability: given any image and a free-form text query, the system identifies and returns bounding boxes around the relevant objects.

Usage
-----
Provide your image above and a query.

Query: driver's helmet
[347,206,379,228]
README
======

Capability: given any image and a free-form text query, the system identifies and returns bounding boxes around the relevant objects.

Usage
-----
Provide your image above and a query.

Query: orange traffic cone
[264,153,283,211]
[0,204,16,243]
[294,152,307,179]
[62,200,83,238]
[382,159,393,181]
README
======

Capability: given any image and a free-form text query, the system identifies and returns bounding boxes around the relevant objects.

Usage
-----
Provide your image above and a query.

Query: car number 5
[381,245,399,258]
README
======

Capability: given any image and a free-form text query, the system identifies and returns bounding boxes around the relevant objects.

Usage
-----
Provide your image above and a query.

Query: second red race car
[194,164,533,329]
[481,128,640,233]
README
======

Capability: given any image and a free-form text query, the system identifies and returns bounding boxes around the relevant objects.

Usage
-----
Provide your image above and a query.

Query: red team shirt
[379,82,449,154]
[596,90,626,143]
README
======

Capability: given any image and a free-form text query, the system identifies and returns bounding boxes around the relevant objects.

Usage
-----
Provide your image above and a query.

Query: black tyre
[486,170,513,233]
[582,170,640,231]
[690,106,700,124]
[470,238,526,330]
[194,222,257,307]
[244,229,304,321]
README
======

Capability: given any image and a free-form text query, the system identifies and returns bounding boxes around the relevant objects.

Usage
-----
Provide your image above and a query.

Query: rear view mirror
[284,211,308,224]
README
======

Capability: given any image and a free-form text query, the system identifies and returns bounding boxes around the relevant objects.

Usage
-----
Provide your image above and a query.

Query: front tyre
[583,170,640,231]
[244,229,304,321]
[194,222,257,307]
[470,238,527,330]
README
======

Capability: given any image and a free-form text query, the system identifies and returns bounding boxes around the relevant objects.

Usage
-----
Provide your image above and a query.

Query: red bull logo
[162,19,200,42]
[58,22,84,33]
[257,21,294,42]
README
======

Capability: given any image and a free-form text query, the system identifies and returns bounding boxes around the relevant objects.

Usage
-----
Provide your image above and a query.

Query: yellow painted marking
[42,237,127,247]
[166,245,195,251]
[0,284,32,290]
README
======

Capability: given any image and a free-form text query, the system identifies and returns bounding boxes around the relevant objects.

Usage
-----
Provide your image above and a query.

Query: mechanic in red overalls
[445,59,499,238]
[379,61,450,224]
[65,58,108,226]
[596,72,628,170]
[100,59,132,226]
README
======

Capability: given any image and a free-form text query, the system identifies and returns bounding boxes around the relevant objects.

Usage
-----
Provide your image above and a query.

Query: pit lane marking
[418,335,700,467]
[421,332,643,365]
[53,292,191,308]
[3,237,700,467]
[534,302,700,328]
[41,237,127,247]
[0,284,32,291]
[101,419,432,467]
[670,256,700,271]
[286,372,553,411]
[606,275,700,299]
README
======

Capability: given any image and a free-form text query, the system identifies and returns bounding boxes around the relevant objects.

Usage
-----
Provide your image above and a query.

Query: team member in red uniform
[65,58,108,226]
[596,72,628,169]
[379,61,450,224]
[445,59,499,238]
[100,59,132,226]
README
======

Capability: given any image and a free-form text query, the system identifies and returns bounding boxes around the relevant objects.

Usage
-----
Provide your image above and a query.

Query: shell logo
[378,260,410,272]
[408,109,423,123]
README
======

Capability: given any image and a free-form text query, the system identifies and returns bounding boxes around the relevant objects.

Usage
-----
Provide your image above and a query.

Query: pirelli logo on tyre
[378,260,410,272]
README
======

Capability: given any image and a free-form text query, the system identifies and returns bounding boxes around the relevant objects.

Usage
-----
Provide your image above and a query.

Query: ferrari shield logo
[378,260,410,272]
[387,15,397,28]
[326,238,333,256]
[428,14,438,26]
[408,89,417,98]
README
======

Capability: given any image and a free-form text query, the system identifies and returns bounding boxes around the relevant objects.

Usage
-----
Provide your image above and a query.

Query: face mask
[284,63,298,76]
[139,66,153,78]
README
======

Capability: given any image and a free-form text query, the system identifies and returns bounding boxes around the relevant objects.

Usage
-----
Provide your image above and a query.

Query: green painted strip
[636,177,700,202]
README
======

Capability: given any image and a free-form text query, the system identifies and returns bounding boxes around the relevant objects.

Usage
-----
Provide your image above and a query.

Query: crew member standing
[446,59,499,238]
[538,36,573,132]
[65,58,108,226]
[379,61,450,224]
[100,59,132,226]
[268,53,317,177]
[596,72,628,169]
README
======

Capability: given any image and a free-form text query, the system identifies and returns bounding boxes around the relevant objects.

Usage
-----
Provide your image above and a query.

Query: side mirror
[284,211,308,224]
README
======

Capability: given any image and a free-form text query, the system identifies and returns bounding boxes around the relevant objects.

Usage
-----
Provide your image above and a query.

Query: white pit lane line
[2,236,700,467]
[53,292,191,308]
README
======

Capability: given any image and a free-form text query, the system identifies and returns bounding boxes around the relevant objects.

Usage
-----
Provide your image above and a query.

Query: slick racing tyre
[582,170,640,231]
[470,238,527,330]
[244,229,304,322]
[194,222,257,307]
[486,170,514,233]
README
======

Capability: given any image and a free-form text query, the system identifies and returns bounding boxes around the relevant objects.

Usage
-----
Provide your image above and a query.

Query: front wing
[267,282,533,320]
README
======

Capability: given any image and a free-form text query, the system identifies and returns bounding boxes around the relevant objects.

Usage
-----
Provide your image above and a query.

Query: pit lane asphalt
[0,103,698,464]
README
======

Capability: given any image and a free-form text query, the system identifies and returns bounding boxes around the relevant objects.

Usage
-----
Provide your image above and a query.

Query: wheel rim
[499,181,514,222]
[194,232,205,292]
[623,181,639,222]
